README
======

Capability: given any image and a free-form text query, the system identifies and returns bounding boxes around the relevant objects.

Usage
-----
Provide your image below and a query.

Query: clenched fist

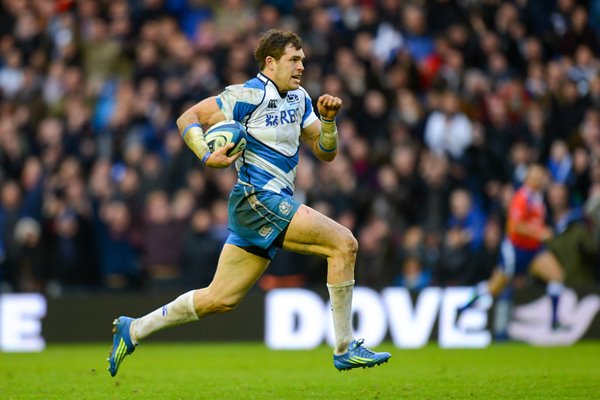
[317,94,342,120]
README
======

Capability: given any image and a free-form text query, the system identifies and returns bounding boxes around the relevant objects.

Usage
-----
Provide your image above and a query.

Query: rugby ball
[204,120,247,156]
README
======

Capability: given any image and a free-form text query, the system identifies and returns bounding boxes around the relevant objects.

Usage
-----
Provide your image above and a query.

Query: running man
[108,29,391,376]
[458,164,566,330]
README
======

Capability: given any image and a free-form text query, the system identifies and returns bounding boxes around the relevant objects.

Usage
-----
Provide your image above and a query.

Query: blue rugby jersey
[215,73,318,196]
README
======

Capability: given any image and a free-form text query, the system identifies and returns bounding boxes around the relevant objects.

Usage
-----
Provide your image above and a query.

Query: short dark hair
[254,29,303,71]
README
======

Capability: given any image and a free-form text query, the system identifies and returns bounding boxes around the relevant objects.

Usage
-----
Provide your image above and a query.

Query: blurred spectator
[568,44,599,97]
[418,152,451,234]
[393,226,432,291]
[464,217,501,285]
[0,48,24,98]
[95,199,140,290]
[446,188,486,251]
[401,3,434,65]
[522,102,551,162]
[180,208,221,289]
[579,108,600,155]
[142,190,186,288]
[462,123,505,211]
[81,16,129,91]
[483,94,518,179]
[570,147,592,205]
[509,141,535,187]
[547,140,574,185]
[390,142,423,228]
[424,89,473,160]
[354,89,391,154]
[356,216,393,287]
[12,217,44,292]
[0,181,23,289]
[47,205,98,292]
[438,188,486,285]
[559,6,600,57]
[548,73,591,144]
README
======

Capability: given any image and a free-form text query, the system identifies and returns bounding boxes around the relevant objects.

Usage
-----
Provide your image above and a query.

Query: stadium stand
[0,0,598,295]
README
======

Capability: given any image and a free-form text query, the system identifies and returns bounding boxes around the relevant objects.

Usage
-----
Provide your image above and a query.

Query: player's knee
[347,233,359,259]
[203,289,243,314]
[333,229,358,263]
[212,294,243,313]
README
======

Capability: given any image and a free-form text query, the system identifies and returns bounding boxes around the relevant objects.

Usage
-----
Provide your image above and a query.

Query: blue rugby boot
[108,316,136,377]
[333,339,391,371]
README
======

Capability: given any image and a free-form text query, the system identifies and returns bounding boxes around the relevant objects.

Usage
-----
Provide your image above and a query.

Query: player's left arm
[301,94,342,162]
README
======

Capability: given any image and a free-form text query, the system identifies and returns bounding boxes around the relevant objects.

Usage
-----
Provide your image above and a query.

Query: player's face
[272,44,305,92]
[526,166,547,191]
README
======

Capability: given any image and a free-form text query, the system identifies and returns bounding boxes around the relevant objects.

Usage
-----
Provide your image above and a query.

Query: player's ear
[265,56,276,71]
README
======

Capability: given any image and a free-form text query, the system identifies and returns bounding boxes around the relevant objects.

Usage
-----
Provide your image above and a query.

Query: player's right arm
[176,97,239,168]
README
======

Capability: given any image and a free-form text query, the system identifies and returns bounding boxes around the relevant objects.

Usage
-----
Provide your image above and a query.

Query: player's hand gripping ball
[204,120,248,156]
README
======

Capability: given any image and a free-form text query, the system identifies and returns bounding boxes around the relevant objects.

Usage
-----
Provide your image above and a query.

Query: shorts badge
[259,225,274,237]
[279,200,292,215]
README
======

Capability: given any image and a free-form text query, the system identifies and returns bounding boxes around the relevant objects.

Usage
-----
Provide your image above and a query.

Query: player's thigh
[207,244,270,301]
[529,250,564,282]
[282,204,357,258]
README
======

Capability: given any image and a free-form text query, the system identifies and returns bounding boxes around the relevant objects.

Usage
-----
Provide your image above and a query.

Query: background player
[108,29,391,376]
[458,164,566,330]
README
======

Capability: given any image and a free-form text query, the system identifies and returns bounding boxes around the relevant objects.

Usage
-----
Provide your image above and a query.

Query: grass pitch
[1,342,599,399]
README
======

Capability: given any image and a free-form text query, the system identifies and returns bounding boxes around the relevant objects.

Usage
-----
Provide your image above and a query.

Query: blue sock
[547,281,564,327]
[493,286,513,340]
[550,295,559,326]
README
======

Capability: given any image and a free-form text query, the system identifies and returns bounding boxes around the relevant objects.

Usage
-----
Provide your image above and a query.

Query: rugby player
[108,29,391,377]
[458,164,566,330]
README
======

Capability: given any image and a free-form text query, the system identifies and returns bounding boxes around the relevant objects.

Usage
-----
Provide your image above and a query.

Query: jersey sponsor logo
[265,109,299,127]
[267,99,278,109]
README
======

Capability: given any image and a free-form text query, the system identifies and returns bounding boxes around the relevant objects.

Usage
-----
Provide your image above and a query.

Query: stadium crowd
[0,0,599,295]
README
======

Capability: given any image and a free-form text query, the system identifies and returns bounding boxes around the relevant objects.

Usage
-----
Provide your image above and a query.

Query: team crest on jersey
[279,200,292,215]
[259,225,274,237]
[286,94,299,104]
